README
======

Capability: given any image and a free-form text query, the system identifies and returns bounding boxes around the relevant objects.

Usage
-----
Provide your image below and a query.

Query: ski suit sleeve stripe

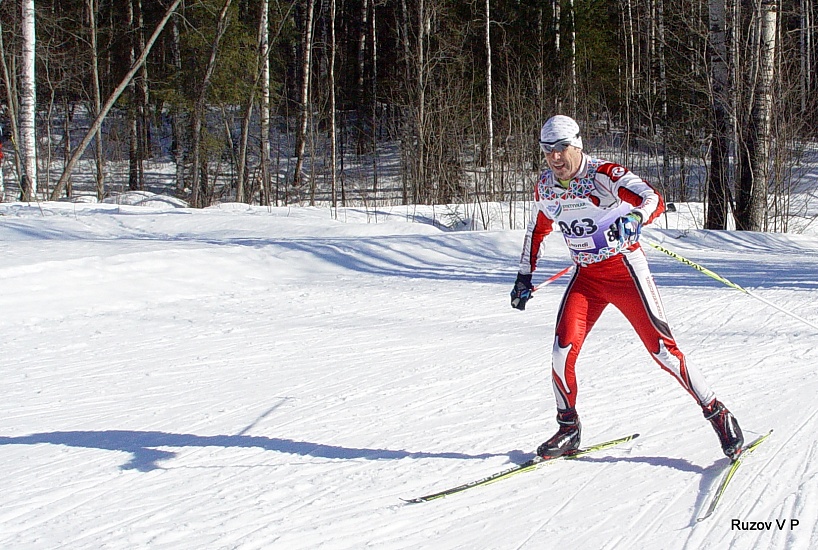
[597,162,665,225]
[617,185,665,225]
[519,209,553,275]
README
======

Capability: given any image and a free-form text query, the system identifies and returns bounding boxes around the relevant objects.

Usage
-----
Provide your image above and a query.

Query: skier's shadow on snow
[568,454,708,474]
[547,452,728,526]
[0,431,505,472]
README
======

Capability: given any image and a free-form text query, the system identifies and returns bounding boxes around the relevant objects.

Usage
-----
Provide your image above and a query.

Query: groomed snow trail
[1,201,816,549]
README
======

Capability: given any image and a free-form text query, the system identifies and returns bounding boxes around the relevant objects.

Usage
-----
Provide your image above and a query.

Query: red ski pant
[550,246,714,411]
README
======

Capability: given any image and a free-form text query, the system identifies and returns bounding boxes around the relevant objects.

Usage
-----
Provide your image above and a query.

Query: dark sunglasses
[539,138,575,154]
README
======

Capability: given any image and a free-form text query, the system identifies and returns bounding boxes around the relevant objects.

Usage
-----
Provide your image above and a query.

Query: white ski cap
[540,115,583,150]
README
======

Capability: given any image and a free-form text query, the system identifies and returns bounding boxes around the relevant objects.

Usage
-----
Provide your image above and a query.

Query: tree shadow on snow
[0,431,505,472]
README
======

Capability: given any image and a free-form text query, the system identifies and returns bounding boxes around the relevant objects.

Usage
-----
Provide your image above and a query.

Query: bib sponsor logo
[565,236,595,251]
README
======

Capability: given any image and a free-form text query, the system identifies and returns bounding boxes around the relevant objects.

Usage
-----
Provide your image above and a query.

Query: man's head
[539,115,583,180]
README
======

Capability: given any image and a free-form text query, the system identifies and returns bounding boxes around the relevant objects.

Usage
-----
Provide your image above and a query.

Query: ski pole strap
[647,240,818,332]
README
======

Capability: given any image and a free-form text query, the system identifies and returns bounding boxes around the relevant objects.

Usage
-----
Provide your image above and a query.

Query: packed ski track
[1,198,817,549]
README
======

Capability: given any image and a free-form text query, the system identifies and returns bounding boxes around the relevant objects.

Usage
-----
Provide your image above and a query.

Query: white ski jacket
[519,153,665,272]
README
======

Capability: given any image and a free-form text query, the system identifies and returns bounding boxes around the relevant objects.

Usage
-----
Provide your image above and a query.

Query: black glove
[510,272,533,310]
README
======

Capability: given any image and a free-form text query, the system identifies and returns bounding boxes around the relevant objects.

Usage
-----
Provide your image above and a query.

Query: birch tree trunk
[567,0,577,115]
[801,0,812,115]
[329,0,338,210]
[127,0,140,190]
[259,0,271,206]
[136,0,150,166]
[736,0,777,231]
[236,97,253,202]
[292,0,315,195]
[398,0,410,204]
[415,0,427,203]
[706,0,731,229]
[87,0,105,200]
[19,0,37,201]
[357,0,369,154]
[484,0,494,199]
[656,0,669,190]
[170,13,185,195]
[731,0,742,175]
[551,0,561,117]
[623,0,636,160]
[370,0,378,202]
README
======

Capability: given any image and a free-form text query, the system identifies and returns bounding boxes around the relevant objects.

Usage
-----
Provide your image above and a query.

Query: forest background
[1,0,817,233]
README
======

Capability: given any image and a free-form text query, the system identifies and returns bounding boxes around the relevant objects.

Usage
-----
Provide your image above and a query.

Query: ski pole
[647,240,818,332]
[533,265,574,292]
[647,241,746,292]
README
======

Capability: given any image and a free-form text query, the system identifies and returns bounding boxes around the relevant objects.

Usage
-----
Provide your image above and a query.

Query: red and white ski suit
[519,153,715,410]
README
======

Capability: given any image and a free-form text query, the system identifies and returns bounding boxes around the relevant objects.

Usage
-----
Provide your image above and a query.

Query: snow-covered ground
[1,198,817,549]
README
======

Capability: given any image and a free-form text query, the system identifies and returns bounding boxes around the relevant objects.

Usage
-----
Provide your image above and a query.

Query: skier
[510,115,744,460]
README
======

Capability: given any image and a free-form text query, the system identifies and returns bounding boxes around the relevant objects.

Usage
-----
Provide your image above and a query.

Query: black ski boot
[703,399,744,461]
[537,408,581,458]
